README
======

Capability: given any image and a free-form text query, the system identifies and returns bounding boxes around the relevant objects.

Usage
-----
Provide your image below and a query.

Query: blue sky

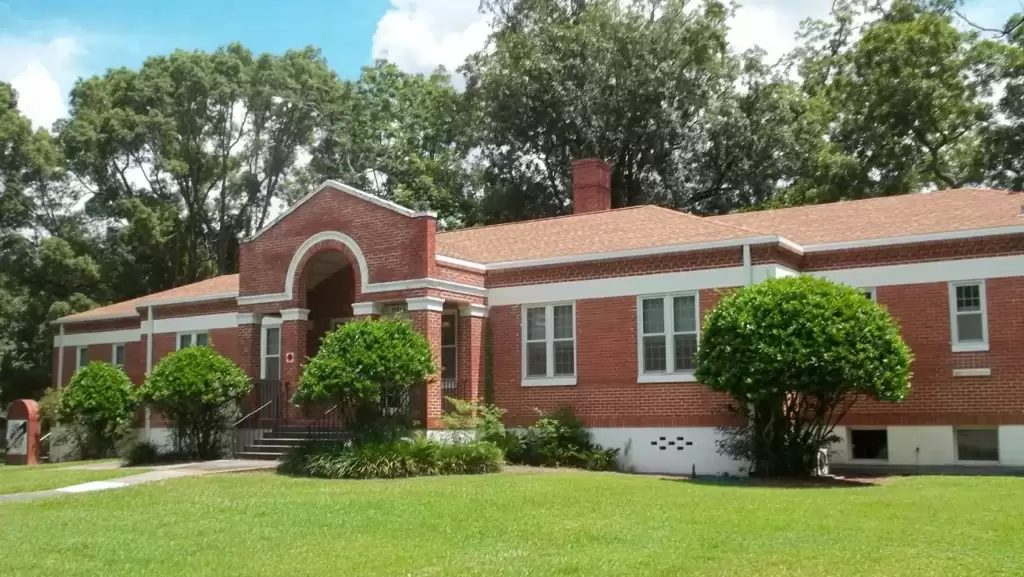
[0,0,1017,129]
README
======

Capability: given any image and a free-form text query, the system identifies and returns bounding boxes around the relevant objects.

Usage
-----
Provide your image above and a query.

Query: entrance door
[441,312,458,408]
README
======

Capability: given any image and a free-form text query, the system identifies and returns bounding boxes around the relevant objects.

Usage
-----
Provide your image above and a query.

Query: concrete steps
[237,427,347,461]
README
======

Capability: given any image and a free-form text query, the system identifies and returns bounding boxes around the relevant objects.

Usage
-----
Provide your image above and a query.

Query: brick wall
[239,184,435,299]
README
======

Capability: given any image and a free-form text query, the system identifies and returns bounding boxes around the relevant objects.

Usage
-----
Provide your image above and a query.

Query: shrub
[278,436,504,479]
[139,346,250,460]
[120,439,160,466]
[56,362,137,458]
[513,408,620,471]
[293,318,436,442]
[695,276,913,477]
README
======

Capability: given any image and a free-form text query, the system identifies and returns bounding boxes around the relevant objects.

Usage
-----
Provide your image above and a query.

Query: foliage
[120,439,161,466]
[294,318,436,440]
[55,362,137,458]
[485,407,620,471]
[278,436,504,479]
[695,276,913,476]
[139,346,250,459]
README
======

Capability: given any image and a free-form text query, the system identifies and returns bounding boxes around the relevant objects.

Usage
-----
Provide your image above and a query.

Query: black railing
[305,404,343,443]
[231,379,287,455]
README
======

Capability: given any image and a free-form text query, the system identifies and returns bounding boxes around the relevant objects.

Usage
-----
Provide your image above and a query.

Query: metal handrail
[39,432,52,442]
[232,400,273,427]
[323,404,339,416]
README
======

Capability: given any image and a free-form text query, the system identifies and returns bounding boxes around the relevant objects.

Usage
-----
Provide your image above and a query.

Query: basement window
[956,428,999,462]
[849,429,888,461]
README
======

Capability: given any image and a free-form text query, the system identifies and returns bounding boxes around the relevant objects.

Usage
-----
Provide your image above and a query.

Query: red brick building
[51,159,1024,474]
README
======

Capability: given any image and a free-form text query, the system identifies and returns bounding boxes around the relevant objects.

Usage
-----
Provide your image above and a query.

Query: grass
[0,472,1022,576]
[0,461,140,495]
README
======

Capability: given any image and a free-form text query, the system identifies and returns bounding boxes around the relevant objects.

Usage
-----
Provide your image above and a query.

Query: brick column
[458,304,487,404]
[408,297,445,429]
[236,313,263,379]
[280,308,309,421]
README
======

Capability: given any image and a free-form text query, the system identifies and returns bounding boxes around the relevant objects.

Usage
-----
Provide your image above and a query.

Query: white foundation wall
[137,427,175,450]
[589,427,747,476]
[830,425,1024,467]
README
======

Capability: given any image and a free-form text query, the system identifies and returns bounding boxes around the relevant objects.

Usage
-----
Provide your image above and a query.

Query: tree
[300,61,478,227]
[294,318,436,441]
[780,0,999,204]
[983,12,1024,190]
[139,346,250,458]
[56,362,137,458]
[465,0,811,221]
[694,276,913,476]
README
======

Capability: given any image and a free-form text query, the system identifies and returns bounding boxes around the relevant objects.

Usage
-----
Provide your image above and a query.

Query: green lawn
[0,472,1022,577]
[0,461,140,495]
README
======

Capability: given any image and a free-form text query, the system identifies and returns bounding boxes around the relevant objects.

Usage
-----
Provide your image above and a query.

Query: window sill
[638,372,697,384]
[521,376,577,387]
[952,343,989,353]
[953,368,991,377]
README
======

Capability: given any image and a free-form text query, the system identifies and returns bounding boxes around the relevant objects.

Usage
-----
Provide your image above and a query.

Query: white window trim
[636,292,699,384]
[949,280,989,352]
[260,325,281,379]
[520,302,577,387]
[861,287,877,302]
[76,345,89,370]
[112,343,126,368]
[176,331,210,350]
[953,426,1001,465]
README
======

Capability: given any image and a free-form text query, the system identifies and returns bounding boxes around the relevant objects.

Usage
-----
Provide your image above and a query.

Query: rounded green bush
[278,437,504,479]
[696,276,912,401]
[294,317,436,409]
[695,276,913,476]
[56,361,137,458]
[140,346,250,459]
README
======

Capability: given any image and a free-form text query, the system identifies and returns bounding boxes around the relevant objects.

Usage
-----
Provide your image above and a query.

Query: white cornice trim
[55,328,141,347]
[237,276,486,306]
[803,225,1024,253]
[406,296,445,312]
[246,180,436,242]
[459,303,489,318]
[436,255,487,272]
[144,313,238,334]
[280,308,310,322]
[144,292,239,307]
[52,312,139,325]
[352,302,382,316]
[442,235,803,272]
[237,312,263,325]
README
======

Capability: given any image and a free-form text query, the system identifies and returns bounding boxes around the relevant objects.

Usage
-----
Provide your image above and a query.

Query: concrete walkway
[0,459,277,503]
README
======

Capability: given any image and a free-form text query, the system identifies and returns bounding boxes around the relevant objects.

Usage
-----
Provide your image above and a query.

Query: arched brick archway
[286,232,369,309]
[291,239,365,310]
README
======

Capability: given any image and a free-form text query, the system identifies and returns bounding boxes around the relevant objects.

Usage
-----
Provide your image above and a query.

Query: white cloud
[0,34,85,130]
[727,0,835,63]
[371,0,490,76]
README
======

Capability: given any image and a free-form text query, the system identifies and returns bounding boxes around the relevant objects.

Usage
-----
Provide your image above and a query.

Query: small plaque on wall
[285,352,295,364]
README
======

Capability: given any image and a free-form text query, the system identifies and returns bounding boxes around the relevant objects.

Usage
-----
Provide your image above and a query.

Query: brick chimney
[572,158,612,214]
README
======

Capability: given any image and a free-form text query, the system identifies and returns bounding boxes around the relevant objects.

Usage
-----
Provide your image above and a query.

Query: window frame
[636,292,700,384]
[520,302,577,387]
[861,287,877,302]
[112,343,126,368]
[948,280,989,352]
[176,331,210,350]
[261,324,282,379]
[954,426,1000,464]
[76,345,89,370]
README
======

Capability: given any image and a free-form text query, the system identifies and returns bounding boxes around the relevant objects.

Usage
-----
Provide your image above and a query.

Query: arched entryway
[300,250,357,359]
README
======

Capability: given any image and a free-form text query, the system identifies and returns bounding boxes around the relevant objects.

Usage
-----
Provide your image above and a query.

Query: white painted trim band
[406,296,445,312]
[351,302,381,316]
[436,254,487,272]
[459,303,489,318]
[953,368,992,377]
[56,329,141,347]
[280,308,310,322]
[803,224,1024,253]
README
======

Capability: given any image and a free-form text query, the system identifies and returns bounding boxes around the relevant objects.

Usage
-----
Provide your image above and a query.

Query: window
[262,326,281,379]
[441,312,458,402]
[112,344,126,368]
[956,428,999,462]
[849,429,888,460]
[77,346,89,370]
[521,303,576,385]
[949,281,988,351]
[177,331,209,350]
[861,288,876,302]
[638,293,698,382]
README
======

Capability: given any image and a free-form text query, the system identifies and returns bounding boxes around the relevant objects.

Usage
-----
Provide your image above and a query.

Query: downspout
[145,306,154,441]
[56,324,65,387]
[743,244,753,286]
